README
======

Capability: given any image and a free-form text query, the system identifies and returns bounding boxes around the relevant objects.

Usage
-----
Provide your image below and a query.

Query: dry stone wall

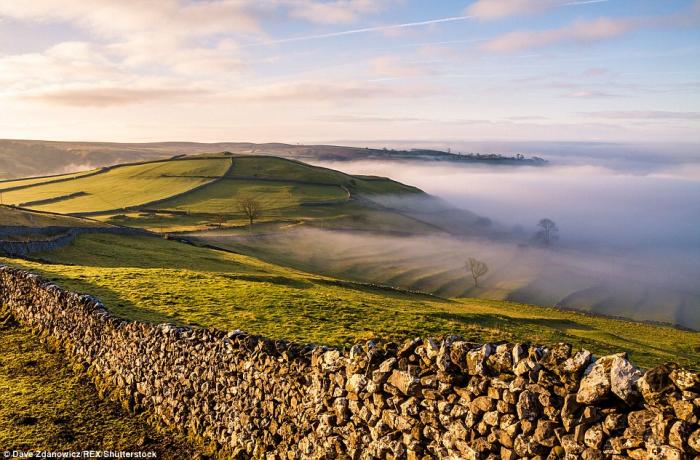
[0,266,699,459]
[0,226,149,256]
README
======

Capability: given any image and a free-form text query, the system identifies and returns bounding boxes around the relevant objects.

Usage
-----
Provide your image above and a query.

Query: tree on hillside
[535,218,559,246]
[467,257,489,288]
[237,197,262,230]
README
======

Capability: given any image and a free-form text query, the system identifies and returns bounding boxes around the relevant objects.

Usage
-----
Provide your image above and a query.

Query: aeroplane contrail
[250,0,609,47]
[249,15,475,46]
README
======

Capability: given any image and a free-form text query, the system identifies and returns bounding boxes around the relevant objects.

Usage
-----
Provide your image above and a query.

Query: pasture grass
[0,206,108,228]
[0,169,99,190]
[1,158,231,214]
[1,233,697,370]
[0,317,197,454]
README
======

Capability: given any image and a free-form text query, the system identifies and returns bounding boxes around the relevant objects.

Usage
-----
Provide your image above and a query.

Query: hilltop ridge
[0,139,546,180]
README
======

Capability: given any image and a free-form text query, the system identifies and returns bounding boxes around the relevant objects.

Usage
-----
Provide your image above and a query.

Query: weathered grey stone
[1,266,697,460]
[584,423,605,450]
[610,355,642,404]
[517,390,541,421]
[577,354,622,404]
[670,367,700,392]
[388,369,421,396]
[668,420,687,451]
[689,427,700,453]
[673,399,698,423]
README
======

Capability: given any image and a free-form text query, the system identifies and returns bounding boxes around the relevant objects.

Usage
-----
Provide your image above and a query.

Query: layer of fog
[289,145,699,328]
[198,226,700,329]
[314,154,700,250]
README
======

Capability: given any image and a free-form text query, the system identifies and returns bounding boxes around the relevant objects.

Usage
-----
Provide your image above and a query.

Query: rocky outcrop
[0,266,698,459]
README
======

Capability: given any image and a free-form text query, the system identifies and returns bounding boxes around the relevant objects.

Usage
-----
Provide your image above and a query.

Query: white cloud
[482,17,636,52]
[22,84,210,107]
[467,0,559,19]
[370,56,433,78]
[466,0,609,20]
[284,0,393,24]
[582,111,700,120]
[0,1,262,39]
[0,42,124,91]
[227,80,440,102]
[562,90,621,98]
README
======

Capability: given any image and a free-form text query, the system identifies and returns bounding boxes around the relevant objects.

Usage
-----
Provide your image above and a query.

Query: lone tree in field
[535,218,559,246]
[467,257,489,288]
[237,197,261,229]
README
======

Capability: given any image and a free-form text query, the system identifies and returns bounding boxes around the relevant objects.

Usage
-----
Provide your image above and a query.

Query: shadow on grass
[219,273,312,289]
[313,277,449,302]
[428,311,595,332]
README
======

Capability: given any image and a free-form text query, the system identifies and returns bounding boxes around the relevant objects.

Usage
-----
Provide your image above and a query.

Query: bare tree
[237,197,261,229]
[535,218,559,246]
[467,257,489,288]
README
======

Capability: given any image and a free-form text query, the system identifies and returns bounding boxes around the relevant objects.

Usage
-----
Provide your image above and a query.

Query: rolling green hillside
[2,155,440,234]
[2,154,697,367]
[0,206,108,229]
[1,158,232,214]
[1,233,698,370]
[0,169,101,191]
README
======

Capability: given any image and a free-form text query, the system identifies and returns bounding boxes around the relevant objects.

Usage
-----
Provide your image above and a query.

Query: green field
[2,154,699,370]
[159,179,348,214]
[0,206,108,228]
[0,169,100,191]
[0,316,196,455]
[2,233,698,370]
[1,156,430,235]
[1,158,231,214]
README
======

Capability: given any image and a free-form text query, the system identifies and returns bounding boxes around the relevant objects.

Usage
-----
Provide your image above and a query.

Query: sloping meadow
[1,266,698,458]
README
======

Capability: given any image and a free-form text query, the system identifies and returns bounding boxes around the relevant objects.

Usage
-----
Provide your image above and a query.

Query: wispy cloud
[480,2,700,52]
[22,85,209,107]
[226,80,441,102]
[370,56,435,78]
[467,0,608,20]
[482,17,636,52]
[284,0,396,25]
[562,90,622,98]
[581,111,700,120]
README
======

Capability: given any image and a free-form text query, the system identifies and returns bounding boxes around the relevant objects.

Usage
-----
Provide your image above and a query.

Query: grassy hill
[0,158,232,214]
[1,154,697,368]
[1,232,698,370]
[1,155,447,234]
[0,206,108,229]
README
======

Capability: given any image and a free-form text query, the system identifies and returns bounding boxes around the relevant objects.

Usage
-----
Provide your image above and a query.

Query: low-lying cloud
[315,145,700,249]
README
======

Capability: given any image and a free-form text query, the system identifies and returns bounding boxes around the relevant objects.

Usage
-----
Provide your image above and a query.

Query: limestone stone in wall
[0,266,698,459]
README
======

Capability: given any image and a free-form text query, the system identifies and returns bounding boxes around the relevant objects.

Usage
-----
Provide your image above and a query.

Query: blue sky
[0,0,699,143]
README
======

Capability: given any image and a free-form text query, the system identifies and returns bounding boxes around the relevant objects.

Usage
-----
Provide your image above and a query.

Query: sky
[1,0,699,144]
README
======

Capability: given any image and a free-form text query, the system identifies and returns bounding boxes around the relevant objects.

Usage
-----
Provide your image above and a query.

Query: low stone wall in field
[0,226,149,256]
[0,266,699,459]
